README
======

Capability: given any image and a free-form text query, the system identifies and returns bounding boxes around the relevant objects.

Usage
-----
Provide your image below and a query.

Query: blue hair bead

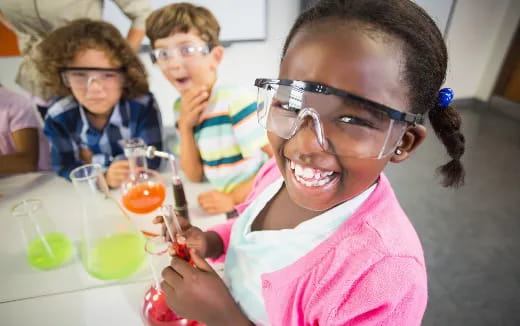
[438,88,454,107]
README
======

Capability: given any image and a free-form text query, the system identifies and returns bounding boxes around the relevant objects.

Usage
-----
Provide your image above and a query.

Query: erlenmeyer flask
[11,199,73,270]
[142,218,204,326]
[70,164,146,280]
[120,138,166,215]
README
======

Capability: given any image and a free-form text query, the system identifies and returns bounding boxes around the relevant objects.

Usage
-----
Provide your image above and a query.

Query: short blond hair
[146,2,220,48]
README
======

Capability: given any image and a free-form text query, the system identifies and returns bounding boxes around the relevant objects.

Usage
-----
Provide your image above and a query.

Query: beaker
[70,163,146,280]
[11,199,73,270]
[120,138,166,215]
[142,232,204,326]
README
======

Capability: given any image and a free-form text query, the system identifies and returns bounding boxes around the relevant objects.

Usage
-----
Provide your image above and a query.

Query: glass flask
[120,138,166,216]
[70,164,146,280]
[11,199,73,270]
[142,209,204,326]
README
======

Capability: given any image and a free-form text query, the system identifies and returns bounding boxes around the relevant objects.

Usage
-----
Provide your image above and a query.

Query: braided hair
[282,0,465,187]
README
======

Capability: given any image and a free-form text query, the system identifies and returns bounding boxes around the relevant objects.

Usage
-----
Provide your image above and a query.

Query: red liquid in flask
[122,183,166,214]
[142,285,204,326]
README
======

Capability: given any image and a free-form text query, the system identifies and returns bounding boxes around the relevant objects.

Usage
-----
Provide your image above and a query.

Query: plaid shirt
[43,93,163,180]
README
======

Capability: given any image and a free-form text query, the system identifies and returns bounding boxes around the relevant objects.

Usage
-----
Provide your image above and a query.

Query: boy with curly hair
[38,19,163,187]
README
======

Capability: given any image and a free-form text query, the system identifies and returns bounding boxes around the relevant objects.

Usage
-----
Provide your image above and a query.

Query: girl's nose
[291,117,328,155]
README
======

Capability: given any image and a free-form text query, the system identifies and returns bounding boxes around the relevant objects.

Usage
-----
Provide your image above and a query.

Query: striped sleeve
[228,92,269,158]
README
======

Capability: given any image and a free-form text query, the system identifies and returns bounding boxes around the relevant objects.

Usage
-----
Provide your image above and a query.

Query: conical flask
[70,163,146,280]
[120,138,166,216]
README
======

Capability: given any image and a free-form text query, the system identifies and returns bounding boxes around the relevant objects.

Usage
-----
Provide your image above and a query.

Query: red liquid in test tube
[174,234,193,265]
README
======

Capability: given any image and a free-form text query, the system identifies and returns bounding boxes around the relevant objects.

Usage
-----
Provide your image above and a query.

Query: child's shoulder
[0,87,32,111]
[345,175,425,261]
[127,92,155,106]
[46,96,80,120]
[213,83,256,104]
[212,84,256,116]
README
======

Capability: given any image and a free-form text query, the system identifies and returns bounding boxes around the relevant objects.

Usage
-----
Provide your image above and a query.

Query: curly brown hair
[146,2,220,48]
[36,19,149,99]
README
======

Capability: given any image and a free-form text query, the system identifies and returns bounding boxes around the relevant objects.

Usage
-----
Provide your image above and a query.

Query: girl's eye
[338,116,374,128]
[272,100,293,111]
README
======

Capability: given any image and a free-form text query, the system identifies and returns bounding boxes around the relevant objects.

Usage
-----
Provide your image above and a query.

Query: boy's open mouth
[175,77,191,87]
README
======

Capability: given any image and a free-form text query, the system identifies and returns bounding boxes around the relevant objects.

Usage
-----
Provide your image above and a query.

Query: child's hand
[105,160,130,188]
[161,250,249,325]
[178,87,209,130]
[79,147,93,163]
[198,190,235,214]
[152,215,209,258]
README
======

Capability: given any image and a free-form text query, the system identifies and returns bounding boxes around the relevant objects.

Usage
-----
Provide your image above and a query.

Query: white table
[0,172,226,325]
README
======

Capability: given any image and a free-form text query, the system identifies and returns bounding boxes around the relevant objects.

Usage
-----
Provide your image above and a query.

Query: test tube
[145,146,190,221]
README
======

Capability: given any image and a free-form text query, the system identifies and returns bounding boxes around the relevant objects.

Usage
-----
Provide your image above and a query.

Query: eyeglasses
[60,67,124,91]
[254,78,423,159]
[150,44,210,64]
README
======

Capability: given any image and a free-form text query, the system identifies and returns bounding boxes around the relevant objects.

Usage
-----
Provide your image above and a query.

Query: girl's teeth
[295,174,331,187]
[302,167,314,179]
[290,160,335,187]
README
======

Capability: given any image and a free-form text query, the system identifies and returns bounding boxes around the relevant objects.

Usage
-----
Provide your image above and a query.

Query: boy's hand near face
[198,190,235,214]
[177,86,210,130]
[105,160,130,188]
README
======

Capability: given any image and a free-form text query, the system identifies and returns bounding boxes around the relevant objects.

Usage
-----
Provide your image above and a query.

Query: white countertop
[0,171,226,325]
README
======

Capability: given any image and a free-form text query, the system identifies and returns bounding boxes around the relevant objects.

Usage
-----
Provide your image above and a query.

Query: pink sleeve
[329,256,427,326]
[8,95,40,132]
[206,218,237,263]
[235,157,281,214]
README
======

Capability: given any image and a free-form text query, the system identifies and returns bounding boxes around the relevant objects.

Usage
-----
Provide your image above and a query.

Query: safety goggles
[150,44,210,64]
[254,79,423,159]
[60,67,124,91]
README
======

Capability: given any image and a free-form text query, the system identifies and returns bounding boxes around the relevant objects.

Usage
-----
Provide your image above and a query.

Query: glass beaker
[11,199,73,270]
[120,138,166,215]
[70,163,146,280]
[142,229,204,326]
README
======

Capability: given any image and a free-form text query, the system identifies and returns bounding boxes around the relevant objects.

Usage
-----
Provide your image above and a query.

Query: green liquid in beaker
[26,232,73,270]
[83,232,145,280]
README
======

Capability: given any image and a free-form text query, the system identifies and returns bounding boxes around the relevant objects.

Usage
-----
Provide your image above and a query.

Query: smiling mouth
[288,159,339,187]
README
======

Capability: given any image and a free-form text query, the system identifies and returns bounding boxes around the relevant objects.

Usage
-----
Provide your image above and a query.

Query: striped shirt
[174,84,269,193]
[44,93,162,180]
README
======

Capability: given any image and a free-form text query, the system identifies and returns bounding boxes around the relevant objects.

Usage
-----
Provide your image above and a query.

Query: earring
[395,148,403,155]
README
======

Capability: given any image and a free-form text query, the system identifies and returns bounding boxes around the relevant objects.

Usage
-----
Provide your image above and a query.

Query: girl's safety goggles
[254,78,423,159]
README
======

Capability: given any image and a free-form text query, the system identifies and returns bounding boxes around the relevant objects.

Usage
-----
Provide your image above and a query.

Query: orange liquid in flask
[122,183,166,214]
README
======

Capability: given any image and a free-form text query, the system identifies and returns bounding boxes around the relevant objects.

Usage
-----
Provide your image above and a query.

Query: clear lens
[62,69,123,90]
[257,84,408,159]
[152,45,209,64]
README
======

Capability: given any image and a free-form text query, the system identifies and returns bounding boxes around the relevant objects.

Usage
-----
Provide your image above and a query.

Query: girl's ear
[209,45,224,68]
[390,124,427,163]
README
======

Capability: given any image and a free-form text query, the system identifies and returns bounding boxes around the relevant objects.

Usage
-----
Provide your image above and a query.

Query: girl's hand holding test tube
[153,208,249,325]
